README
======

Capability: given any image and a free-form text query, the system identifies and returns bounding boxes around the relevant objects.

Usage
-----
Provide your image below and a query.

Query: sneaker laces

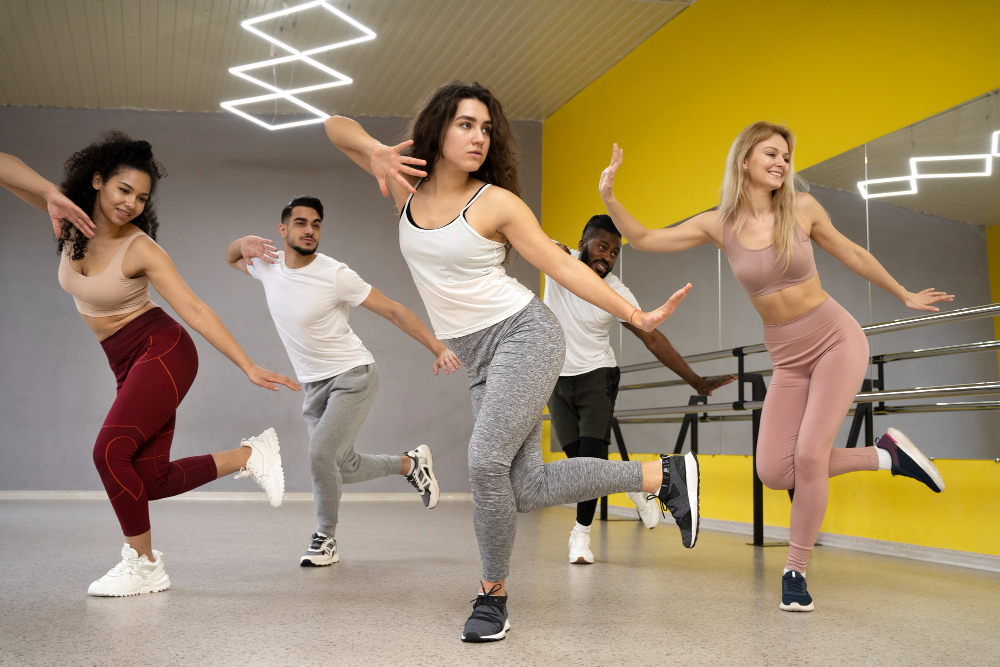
[406,455,429,491]
[309,533,331,551]
[785,573,807,594]
[468,584,505,622]
[109,555,142,576]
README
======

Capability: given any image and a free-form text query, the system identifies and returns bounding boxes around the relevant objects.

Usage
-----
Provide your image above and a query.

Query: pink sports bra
[58,232,153,317]
[722,218,817,297]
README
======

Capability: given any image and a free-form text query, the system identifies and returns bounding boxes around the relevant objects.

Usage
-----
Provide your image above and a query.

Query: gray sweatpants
[302,363,399,535]
[448,299,644,581]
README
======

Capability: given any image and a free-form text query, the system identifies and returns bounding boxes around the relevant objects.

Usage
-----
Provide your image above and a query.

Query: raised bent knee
[756,462,794,491]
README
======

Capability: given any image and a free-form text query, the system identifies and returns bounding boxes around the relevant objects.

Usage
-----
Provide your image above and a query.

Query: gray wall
[0,106,543,491]
[559,185,1000,460]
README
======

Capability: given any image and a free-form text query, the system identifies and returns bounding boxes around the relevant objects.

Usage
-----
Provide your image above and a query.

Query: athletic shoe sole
[569,554,594,564]
[683,451,700,548]
[300,553,339,566]
[88,574,171,597]
[886,427,945,492]
[461,619,511,642]
[779,600,814,612]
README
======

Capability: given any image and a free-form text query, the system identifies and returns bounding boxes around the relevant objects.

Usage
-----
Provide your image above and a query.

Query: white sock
[783,567,805,578]
[875,447,892,470]
[574,522,591,533]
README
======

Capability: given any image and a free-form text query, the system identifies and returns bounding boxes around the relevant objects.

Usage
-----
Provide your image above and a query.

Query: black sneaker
[404,444,440,508]
[461,585,509,643]
[655,452,700,548]
[877,427,945,493]
[300,532,338,567]
[779,570,814,612]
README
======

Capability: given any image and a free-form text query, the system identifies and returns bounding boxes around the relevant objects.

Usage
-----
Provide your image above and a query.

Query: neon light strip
[220,1,375,131]
[857,135,999,199]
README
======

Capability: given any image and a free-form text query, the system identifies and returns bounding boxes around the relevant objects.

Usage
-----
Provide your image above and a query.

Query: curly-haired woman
[598,123,952,612]
[0,136,300,597]
[324,82,699,642]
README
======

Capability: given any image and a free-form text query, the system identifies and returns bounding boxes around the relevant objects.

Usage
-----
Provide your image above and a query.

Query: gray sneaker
[461,585,509,643]
[655,452,700,548]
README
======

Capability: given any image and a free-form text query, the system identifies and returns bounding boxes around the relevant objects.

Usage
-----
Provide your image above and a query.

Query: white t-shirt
[248,252,375,383]
[542,250,641,377]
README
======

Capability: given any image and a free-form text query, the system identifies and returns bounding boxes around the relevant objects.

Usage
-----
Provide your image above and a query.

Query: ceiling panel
[0,0,694,121]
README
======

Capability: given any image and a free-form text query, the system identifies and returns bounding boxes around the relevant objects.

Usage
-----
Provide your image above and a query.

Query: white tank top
[398,182,534,339]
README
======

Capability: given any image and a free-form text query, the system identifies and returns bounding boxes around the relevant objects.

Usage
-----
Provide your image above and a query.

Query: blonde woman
[599,122,952,611]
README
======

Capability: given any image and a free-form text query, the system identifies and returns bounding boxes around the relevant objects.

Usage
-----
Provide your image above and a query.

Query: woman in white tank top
[324,82,699,643]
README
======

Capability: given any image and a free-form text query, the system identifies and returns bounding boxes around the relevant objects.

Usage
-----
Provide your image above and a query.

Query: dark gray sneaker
[780,570,814,612]
[461,585,509,643]
[404,445,440,508]
[877,428,944,493]
[655,452,700,548]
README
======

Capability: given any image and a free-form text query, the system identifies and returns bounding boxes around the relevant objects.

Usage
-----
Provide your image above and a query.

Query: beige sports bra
[58,232,153,317]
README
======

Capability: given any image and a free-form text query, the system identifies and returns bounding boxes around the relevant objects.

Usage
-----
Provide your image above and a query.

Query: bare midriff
[749,274,829,326]
[82,302,158,342]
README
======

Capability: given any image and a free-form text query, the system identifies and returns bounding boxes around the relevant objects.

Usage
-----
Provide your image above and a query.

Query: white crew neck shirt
[543,250,640,376]
[248,251,374,382]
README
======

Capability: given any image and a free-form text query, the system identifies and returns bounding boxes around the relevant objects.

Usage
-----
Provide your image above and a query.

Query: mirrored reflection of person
[600,122,953,612]
[544,214,735,564]
[226,195,459,567]
[0,136,300,598]
[324,81,701,643]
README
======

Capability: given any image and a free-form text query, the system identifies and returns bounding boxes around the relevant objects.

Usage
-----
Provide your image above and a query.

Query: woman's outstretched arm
[600,144,713,253]
[132,237,300,392]
[491,188,689,331]
[0,152,96,238]
[323,116,427,208]
[803,193,954,312]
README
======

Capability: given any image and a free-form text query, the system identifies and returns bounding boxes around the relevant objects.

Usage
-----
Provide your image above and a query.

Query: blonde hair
[719,121,798,269]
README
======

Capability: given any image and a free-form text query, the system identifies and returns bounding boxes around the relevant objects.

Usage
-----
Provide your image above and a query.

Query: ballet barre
[587,302,1000,539]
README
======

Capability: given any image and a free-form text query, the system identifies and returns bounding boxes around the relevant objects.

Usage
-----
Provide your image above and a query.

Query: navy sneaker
[877,427,945,493]
[655,452,700,548]
[461,585,510,643]
[780,570,814,612]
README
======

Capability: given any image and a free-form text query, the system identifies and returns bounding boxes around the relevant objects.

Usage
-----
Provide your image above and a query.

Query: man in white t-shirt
[226,196,460,566]
[543,214,734,564]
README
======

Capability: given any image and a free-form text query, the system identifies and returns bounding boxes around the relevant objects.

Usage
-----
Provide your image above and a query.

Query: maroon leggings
[96,308,217,536]
[756,298,879,572]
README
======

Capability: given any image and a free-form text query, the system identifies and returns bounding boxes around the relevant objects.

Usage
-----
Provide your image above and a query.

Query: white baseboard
[0,490,473,502]
[600,504,1000,573]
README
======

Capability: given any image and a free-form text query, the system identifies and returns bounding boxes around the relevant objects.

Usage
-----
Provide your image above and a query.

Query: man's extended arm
[360,288,461,376]
[622,323,735,396]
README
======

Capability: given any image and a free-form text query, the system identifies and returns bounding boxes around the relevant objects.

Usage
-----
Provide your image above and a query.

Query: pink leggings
[756,298,879,572]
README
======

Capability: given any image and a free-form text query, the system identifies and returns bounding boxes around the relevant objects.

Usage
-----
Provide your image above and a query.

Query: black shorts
[547,366,621,449]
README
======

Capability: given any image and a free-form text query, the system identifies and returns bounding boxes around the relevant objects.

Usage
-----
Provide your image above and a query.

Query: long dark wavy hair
[57,131,166,260]
[405,81,520,261]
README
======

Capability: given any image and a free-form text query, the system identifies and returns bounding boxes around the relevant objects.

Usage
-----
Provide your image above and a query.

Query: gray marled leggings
[448,299,644,581]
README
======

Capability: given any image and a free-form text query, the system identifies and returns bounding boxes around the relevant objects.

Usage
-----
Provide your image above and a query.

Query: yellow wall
[541,0,1000,243]
[540,0,1000,555]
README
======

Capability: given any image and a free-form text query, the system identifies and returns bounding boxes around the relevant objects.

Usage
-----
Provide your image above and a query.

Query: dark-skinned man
[543,214,735,564]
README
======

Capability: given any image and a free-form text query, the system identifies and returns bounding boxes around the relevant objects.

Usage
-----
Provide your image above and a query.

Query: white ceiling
[0,0,694,121]
[802,91,1000,227]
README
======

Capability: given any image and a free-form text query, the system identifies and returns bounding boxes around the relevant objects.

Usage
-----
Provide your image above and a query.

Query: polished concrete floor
[1,497,997,666]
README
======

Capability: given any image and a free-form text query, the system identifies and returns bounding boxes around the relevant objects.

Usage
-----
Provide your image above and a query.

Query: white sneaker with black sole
[234,427,285,507]
[88,543,171,597]
[404,444,440,509]
[626,491,660,529]
[300,532,338,566]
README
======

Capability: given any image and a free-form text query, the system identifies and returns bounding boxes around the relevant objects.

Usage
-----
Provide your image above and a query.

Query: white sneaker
[300,532,339,567]
[626,491,660,529]
[568,528,594,564]
[404,444,440,509]
[88,544,171,597]
[234,427,285,507]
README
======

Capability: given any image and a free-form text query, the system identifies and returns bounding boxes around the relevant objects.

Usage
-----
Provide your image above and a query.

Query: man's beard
[579,246,609,278]
[288,240,317,256]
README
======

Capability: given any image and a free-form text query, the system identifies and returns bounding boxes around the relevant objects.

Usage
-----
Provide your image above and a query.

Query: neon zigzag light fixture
[220,1,375,131]
[857,130,1000,199]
